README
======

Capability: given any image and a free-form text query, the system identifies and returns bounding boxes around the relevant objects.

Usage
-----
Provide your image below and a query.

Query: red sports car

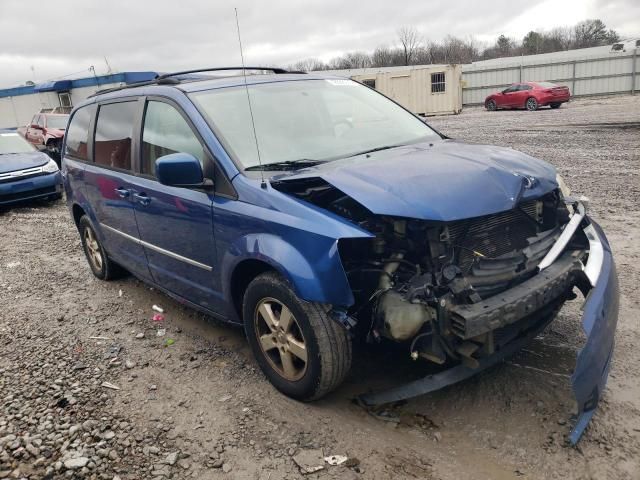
[485,82,571,111]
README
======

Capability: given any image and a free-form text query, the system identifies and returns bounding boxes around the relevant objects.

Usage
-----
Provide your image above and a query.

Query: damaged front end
[274,176,618,444]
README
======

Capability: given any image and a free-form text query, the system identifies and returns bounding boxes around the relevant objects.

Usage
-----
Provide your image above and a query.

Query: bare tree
[291,58,326,72]
[397,26,422,65]
[371,46,393,67]
[573,19,619,48]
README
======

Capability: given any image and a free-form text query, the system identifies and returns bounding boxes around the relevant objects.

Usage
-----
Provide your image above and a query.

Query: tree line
[291,19,621,71]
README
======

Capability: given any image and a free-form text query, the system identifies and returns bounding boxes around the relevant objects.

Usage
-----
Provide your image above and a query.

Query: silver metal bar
[538,202,586,271]
[0,166,45,181]
[101,223,212,272]
[583,224,603,287]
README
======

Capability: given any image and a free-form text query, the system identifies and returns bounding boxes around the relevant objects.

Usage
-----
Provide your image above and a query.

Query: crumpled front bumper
[360,203,619,445]
[568,218,619,444]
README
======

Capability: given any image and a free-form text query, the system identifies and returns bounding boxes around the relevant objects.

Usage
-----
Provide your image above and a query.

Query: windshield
[189,78,440,169]
[0,132,36,155]
[45,115,69,129]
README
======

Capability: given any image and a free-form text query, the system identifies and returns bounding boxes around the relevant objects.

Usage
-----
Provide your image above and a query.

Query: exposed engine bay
[273,177,590,369]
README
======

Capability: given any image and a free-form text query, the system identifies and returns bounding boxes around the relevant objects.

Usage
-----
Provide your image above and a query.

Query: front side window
[94,102,137,170]
[65,105,93,160]
[190,79,439,170]
[37,115,45,128]
[0,132,36,155]
[141,101,205,176]
[503,85,518,93]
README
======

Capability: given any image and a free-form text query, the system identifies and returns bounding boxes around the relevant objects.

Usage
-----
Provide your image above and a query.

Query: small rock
[64,457,89,469]
[125,360,136,369]
[165,451,179,465]
[135,332,145,339]
[222,463,232,473]
[434,431,442,442]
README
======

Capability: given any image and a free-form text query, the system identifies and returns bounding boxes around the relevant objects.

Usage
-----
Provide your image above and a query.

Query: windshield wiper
[244,159,324,171]
[345,144,406,158]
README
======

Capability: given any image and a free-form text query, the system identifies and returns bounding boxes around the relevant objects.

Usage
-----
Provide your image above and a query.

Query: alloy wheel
[254,297,308,381]
[84,226,103,271]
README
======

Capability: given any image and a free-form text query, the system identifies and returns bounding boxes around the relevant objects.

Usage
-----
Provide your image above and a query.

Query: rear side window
[65,106,93,160]
[141,101,205,175]
[94,102,137,170]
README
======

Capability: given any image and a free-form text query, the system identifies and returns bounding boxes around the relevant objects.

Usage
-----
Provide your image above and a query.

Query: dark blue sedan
[0,130,62,206]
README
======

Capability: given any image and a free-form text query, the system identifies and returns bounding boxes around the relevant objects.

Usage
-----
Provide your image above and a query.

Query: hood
[0,151,51,174]
[272,140,558,222]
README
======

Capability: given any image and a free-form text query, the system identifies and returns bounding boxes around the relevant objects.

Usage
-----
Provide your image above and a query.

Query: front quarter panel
[214,176,373,322]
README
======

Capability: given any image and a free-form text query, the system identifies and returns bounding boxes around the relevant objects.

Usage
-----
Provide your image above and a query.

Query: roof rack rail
[87,67,303,98]
[156,66,302,81]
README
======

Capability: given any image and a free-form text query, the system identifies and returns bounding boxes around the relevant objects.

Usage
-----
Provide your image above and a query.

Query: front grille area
[0,185,57,203]
[447,199,542,272]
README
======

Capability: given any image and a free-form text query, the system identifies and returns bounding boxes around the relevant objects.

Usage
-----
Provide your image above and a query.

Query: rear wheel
[79,216,126,280]
[243,272,352,400]
[550,103,561,109]
[485,99,497,111]
[525,97,538,111]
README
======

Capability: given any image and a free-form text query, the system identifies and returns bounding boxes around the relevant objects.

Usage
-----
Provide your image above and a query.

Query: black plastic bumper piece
[450,253,582,339]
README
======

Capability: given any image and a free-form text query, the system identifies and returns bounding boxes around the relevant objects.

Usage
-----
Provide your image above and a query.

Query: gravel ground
[1,95,639,480]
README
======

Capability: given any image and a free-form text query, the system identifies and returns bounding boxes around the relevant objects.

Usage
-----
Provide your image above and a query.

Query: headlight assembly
[556,174,571,198]
[42,158,59,173]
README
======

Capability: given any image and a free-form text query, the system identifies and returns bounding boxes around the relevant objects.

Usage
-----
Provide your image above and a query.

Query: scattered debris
[101,382,120,390]
[293,449,325,474]
[152,304,164,313]
[6,261,21,268]
[135,332,145,339]
[164,338,175,347]
[118,289,123,297]
[218,394,232,402]
[89,336,111,341]
[125,359,136,369]
[149,384,157,391]
[156,328,166,337]
[324,454,348,466]
[152,313,165,322]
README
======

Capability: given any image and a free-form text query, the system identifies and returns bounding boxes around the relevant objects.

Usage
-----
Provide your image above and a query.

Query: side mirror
[155,153,208,188]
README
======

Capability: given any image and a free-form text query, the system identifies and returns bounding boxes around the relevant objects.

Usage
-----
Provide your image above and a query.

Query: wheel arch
[221,233,355,323]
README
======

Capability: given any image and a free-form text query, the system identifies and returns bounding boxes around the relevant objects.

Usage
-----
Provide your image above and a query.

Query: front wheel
[525,97,538,111]
[243,272,352,401]
[485,99,497,111]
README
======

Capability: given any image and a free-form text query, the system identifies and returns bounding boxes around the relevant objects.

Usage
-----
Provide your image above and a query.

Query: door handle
[133,192,151,206]
[114,187,130,199]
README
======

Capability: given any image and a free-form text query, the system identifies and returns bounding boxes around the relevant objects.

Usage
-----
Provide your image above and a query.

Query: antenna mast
[235,8,266,187]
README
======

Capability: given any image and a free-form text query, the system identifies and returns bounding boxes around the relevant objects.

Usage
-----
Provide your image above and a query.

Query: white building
[0,72,157,129]
[320,64,463,116]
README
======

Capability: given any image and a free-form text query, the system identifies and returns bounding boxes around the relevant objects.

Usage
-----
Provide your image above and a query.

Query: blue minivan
[62,68,618,443]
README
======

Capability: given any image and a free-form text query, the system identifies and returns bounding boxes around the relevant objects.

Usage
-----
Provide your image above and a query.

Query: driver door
[129,98,220,311]
[500,85,519,108]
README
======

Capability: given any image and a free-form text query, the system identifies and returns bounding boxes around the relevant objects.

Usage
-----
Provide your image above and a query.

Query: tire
[525,97,538,111]
[243,272,352,401]
[78,215,126,280]
[550,103,561,109]
[485,99,497,111]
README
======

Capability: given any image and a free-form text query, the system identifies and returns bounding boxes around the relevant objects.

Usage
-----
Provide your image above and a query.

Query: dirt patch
[1,94,639,479]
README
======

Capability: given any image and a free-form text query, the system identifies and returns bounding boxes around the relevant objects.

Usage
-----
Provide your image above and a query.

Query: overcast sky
[0,0,638,88]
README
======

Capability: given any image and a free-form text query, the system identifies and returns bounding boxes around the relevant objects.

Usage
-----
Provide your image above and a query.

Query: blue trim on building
[0,71,157,98]
[34,80,73,92]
